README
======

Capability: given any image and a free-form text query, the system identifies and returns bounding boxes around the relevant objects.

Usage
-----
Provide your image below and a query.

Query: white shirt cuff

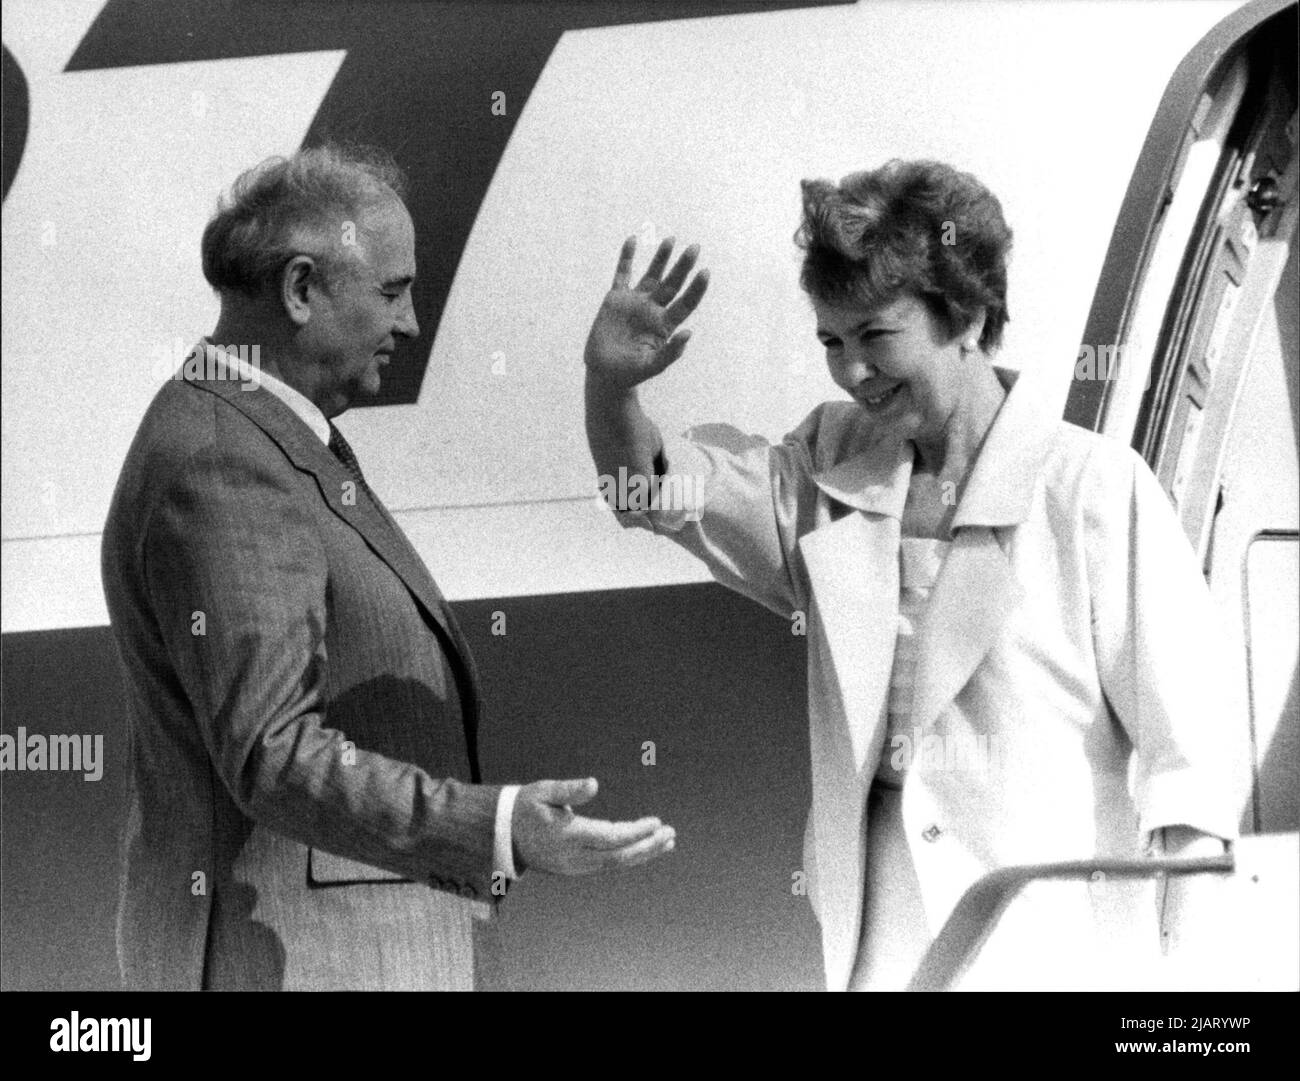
[494,784,522,880]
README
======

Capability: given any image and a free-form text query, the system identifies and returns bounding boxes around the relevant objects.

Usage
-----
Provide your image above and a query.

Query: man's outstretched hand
[512,777,675,875]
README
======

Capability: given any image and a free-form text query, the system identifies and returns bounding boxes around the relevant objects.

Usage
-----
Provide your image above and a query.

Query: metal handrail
[905,852,1236,991]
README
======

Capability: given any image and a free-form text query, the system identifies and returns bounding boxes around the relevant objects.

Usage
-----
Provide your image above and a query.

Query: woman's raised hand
[584,236,710,392]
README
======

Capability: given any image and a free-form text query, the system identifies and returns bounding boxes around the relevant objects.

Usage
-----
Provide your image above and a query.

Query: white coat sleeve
[608,419,816,619]
[1085,442,1246,844]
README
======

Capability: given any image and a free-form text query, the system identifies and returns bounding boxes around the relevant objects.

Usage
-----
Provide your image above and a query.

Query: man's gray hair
[201,142,408,297]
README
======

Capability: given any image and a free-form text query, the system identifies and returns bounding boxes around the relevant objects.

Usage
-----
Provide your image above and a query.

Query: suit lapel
[800,438,913,769]
[908,366,1057,732]
[910,528,1022,733]
[800,512,900,771]
[363,493,484,696]
[190,377,474,670]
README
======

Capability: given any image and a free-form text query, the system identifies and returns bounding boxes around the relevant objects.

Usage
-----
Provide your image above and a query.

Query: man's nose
[395,294,419,339]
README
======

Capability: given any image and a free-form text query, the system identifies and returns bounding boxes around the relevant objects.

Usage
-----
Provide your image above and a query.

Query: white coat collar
[808,366,1054,530]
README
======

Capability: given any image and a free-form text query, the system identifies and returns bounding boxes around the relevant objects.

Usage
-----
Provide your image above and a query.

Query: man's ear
[960,307,988,352]
[280,255,318,327]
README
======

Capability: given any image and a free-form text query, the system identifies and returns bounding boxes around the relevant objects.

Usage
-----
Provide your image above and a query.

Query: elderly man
[102,144,675,991]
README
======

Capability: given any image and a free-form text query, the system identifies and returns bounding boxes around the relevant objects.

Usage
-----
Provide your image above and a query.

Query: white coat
[617,368,1245,990]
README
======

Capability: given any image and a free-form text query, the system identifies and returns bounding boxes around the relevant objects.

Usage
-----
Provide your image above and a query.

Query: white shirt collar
[199,339,331,445]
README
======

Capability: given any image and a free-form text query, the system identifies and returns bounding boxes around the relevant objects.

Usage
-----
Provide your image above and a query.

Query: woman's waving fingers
[635,236,676,292]
[611,235,639,290]
[664,266,710,331]
[653,243,700,304]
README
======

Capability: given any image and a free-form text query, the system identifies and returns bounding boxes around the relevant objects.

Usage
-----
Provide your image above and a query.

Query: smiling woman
[583,158,1242,990]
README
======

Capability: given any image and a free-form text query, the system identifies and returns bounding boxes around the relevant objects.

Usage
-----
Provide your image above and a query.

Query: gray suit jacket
[102,371,502,990]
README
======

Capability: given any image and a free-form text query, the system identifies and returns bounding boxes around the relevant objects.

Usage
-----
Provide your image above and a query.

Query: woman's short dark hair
[796,160,1012,351]
[201,142,408,297]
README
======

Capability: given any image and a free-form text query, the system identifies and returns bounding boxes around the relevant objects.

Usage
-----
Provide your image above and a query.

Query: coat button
[921,824,942,843]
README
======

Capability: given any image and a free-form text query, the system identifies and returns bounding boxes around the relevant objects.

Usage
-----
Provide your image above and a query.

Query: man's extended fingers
[537,776,598,808]
[612,235,637,290]
[636,237,675,291]
[566,814,665,849]
[597,825,677,870]
[653,243,699,303]
[663,268,710,330]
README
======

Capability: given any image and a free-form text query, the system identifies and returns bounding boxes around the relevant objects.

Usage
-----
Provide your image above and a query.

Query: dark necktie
[327,422,369,491]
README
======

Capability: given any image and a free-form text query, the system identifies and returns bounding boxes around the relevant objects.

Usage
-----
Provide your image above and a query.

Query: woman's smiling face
[812,290,977,446]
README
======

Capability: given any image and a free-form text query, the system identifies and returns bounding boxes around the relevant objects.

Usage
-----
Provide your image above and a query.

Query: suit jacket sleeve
[140,435,500,892]
[1085,441,1246,844]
